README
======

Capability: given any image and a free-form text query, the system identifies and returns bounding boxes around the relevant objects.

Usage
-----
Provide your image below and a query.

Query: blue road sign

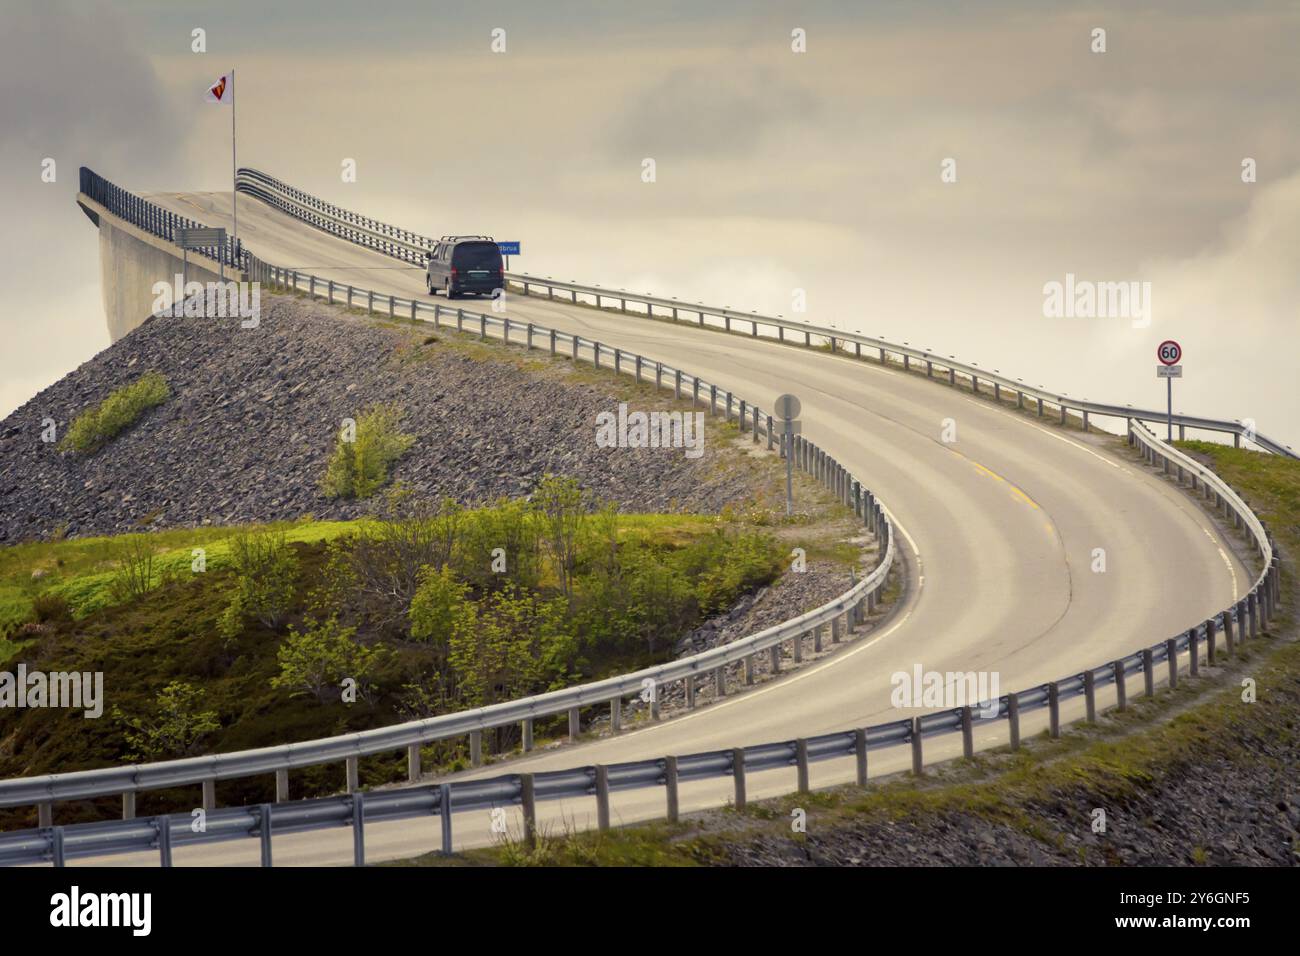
[498,241,521,256]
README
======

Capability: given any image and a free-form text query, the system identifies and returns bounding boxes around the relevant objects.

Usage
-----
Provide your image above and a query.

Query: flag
[204,73,232,104]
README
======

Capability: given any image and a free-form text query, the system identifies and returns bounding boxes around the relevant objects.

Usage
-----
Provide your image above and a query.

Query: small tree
[271,615,382,704]
[533,475,588,600]
[109,534,158,603]
[322,404,415,499]
[218,528,299,639]
[114,681,220,760]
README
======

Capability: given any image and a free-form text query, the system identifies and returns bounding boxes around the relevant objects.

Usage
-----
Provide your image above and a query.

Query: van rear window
[452,243,502,270]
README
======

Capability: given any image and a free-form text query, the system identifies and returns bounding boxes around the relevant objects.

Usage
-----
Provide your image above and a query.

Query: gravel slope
[0,296,771,542]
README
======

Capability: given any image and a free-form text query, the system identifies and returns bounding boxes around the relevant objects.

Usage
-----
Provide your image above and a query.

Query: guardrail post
[813,625,823,653]
[1166,638,1179,689]
[793,631,804,663]
[366,290,373,314]
[50,826,66,868]
[910,718,924,775]
[1224,610,1235,657]
[594,767,610,832]
[960,706,974,758]
[344,757,360,793]
[568,706,581,741]
[744,654,755,685]
[352,792,365,866]
[664,756,679,823]
[468,730,483,768]
[522,718,534,751]
[272,769,290,803]
[831,614,843,644]
[674,369,682,399]
[610,696,622,733]
[795,739,810,792]
[1248,593,1258,638]
[1036,397,1044,417]
[525,322,534,349]
[714,667,726,698]
[517,775,538,848]
[1113,662,1127,712]
[259,804,274,867]
[1084,670,1097,722]
[439,783,453,854]
[1142,648,1155,697]
[157,815,173,867]
[685,674,696,709]
[854,728,868,785]
[709,384,717,416]
[1007,692,1021,749]
[202,779,216,810]
[326,279,333,303]
[1206,618,1218,665]
[770,644,781,673]
[122,792,136,821]
[407,745,421,783]
[1047,682,1061,738]
[766,415,774,450]
[731,748,747,810]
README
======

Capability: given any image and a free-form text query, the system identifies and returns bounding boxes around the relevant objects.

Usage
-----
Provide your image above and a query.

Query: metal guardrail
[79,167,249,273]
[13,170,1282,866]
[3,413,1281,865]
[231,167,1296,459]
[0,216,896,822]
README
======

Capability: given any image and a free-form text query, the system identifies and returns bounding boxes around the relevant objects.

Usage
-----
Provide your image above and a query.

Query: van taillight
[450,267,458,277]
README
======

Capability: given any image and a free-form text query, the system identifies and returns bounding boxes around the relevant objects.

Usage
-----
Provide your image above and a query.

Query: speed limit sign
[1158,340,1182,366]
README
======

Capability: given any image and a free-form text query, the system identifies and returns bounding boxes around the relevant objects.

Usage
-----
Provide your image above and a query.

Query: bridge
[0,168,1282,866]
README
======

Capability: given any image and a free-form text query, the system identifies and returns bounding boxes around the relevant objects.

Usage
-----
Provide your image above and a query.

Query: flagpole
[231,68,238,271]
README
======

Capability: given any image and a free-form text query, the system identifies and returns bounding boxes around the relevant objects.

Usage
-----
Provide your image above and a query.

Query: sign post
[497,241,520,271]
[774,394,802,516]
[175,227,228,283]
[1157,340,1183,441]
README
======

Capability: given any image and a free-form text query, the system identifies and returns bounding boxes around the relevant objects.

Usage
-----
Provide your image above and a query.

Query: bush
[113,681,220,760]
[30,592,72,623]
[108,534,158,603]
[409,565,471,650]
[337,493,462,633]
[271,615,383,704]
[218,529,299,638]
[322,404,416,499]
[62,372,170,454]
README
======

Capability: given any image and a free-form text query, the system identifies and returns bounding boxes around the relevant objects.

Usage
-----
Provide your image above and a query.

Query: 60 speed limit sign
[1158,340,1182,366]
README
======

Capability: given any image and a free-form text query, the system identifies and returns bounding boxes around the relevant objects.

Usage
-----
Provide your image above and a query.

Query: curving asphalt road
[82,188,1254,866]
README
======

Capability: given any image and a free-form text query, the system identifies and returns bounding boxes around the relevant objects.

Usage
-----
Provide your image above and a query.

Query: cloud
[605,62,819,161]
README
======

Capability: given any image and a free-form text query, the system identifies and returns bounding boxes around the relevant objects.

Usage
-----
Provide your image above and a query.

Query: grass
[60,371,170,454]
[388,441,1296,866]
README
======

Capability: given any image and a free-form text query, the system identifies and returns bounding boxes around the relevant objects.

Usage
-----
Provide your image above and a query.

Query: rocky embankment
[0,295,767,542]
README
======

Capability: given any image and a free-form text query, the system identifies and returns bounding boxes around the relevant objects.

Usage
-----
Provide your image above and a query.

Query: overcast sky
[2,0,1297,444]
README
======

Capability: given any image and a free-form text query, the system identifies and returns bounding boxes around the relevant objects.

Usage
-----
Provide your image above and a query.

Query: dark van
[425,236,504,299]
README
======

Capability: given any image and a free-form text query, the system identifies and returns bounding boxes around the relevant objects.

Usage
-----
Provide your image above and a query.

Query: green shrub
[322,404,416,499]
[30,592,72,623]
[113,681,221,760]
[271,615,382,703]
[218,529,299,638]
[108,534,158,603]
[409,565,471,649]
[61,372,170,454]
